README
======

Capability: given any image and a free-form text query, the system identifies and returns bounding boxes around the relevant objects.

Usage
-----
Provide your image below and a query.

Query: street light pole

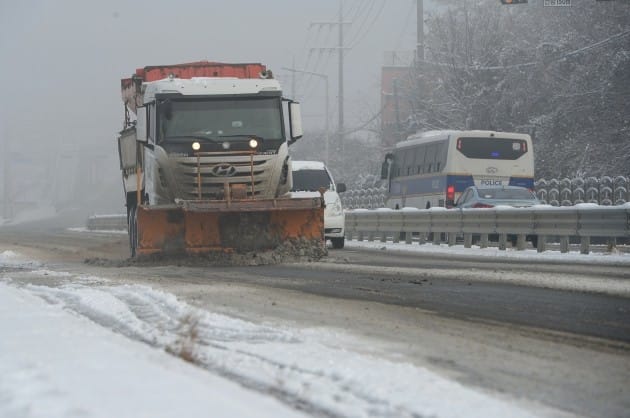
[2,134,11,220]
[281,67,330,166]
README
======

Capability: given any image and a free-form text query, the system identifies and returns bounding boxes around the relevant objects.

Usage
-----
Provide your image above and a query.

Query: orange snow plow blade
[135,197,324,256]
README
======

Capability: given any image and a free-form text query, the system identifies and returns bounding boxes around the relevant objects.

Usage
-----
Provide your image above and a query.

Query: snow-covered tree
[409,0,630,178]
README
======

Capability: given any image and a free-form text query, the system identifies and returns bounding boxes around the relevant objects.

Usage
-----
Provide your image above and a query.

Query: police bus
[381,130,534,209]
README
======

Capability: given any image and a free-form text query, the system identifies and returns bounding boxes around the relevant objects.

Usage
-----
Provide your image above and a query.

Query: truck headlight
[249,138,258,149]
[192,141,201,151]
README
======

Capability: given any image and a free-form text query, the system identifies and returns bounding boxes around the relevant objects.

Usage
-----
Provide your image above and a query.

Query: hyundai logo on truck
[211,164,237,177]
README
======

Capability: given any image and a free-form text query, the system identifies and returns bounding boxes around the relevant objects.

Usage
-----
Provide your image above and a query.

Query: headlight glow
[192,142,201,151]
[248,138,259,149]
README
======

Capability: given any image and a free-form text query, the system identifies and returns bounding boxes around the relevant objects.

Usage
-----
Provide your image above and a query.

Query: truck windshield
[159,97,283,143]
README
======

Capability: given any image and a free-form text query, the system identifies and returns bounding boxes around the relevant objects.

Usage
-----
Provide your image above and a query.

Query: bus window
[457,137,528,160]
[415,145,426,174]
[393,150,405,178]
[426,143,437,173]
[402,148,415,176]
[436,140,448,172]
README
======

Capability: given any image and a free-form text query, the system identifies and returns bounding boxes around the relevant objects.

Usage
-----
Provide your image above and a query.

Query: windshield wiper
[164,134,220,143]
[218,134,265,141]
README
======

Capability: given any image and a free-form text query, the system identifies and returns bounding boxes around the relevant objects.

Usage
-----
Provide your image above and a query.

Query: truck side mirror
[288,101,303,143]
[336,183,347,193]
[136,107,148,143]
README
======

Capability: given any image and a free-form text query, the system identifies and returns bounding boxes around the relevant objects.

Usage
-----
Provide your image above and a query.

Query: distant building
[381,51,415,148]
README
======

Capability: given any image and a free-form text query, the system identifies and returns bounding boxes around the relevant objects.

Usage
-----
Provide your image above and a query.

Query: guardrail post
[405,232,413,245]
[418,233,426,245]
[580,237,590,255]
[380,231,387,243]
[537,235,547,253]
[559,236,569,253]
[357,231,364,241]
[498,234,507,251]
[448,232,457,246]
[464,233,472,248]
[432,232,441,245]
[480,234,489,248]
[516,234,526,251]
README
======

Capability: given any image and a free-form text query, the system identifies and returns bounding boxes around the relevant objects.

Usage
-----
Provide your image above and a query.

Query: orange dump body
[121,61,266,96]
[120,61,268,114]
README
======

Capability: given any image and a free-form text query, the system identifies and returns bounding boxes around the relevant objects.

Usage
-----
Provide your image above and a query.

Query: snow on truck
[117,61,324,258]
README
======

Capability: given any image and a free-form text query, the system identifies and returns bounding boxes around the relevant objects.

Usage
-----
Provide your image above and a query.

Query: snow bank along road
[1,220,629,417]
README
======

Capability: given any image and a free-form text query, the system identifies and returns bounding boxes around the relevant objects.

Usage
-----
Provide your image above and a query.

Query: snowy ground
[345,239,630,265]
[0,249,560,418]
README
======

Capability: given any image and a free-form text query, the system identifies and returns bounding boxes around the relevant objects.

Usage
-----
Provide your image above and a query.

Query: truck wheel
[331,237,345,249]
[128,206,137,258]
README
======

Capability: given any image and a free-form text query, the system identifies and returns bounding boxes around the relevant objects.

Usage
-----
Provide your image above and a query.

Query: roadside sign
[544,0,571,6]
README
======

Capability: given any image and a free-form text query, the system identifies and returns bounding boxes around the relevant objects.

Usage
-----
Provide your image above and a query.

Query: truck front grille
[172,151,276,200]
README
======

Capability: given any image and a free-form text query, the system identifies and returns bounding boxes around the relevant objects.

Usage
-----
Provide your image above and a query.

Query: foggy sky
[0,0,439,215]
[0,1,440,149]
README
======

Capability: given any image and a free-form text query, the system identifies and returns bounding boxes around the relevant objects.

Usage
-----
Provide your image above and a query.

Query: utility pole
[414,0,425,134]
[291,55,296,100]
[338,0,345,161]
[2,133,11,220]
[282,67,330,166]
[393,78,401,139]
[417,0,424,63]
[309,0,350,172]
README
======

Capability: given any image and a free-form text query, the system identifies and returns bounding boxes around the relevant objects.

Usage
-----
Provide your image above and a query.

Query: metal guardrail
[86,214,128,231]
[345,205,630,254]
[89,205,630,255]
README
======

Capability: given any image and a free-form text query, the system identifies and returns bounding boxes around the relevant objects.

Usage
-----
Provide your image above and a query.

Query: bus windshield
[457,137,527,160]
[159,97,283,143]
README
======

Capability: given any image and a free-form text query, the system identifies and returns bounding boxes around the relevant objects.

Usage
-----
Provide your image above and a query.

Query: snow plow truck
[117,61,324,258]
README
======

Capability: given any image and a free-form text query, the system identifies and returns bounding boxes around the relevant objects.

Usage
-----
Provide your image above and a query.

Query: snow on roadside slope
[346,239,630,265]
[0,251,547,418]
[0,283,305,418]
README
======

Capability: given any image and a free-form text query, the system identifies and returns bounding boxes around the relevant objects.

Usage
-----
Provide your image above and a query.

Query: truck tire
[128,206,137,258]
[331,237,345,249]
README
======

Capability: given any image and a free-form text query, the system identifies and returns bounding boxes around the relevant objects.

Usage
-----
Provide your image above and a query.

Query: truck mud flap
[135,198,324,256]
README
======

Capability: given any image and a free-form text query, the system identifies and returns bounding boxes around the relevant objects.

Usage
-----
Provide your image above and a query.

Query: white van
[290,160,347,249]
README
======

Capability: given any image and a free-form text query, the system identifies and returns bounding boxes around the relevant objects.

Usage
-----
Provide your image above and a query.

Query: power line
[348,0,387,49]
[420,28,630,71]
[340,105,385,136]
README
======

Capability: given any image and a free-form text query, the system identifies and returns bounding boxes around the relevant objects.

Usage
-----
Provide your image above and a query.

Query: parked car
[454,185,540,247]
[454,185,540,208]
[290,161,347,249]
